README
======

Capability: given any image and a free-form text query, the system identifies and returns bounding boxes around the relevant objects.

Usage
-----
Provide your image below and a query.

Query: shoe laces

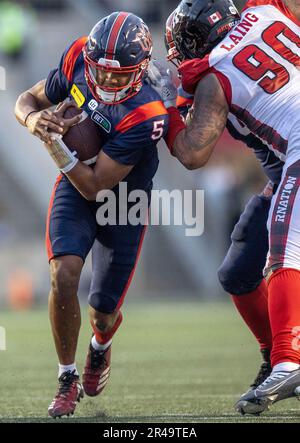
[260,371,289,387]
[90,346,107,370]
[57,370,78,397]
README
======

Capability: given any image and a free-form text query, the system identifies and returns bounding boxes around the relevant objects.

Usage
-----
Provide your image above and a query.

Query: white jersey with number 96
[197,0,300,165]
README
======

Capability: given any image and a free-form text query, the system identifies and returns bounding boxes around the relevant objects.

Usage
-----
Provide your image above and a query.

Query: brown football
[62,106,104,164]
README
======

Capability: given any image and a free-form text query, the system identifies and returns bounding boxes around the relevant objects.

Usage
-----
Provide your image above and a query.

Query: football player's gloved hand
[147,60,177,109]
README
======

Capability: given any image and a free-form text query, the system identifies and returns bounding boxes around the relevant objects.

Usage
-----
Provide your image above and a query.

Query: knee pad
[231,194,271,243]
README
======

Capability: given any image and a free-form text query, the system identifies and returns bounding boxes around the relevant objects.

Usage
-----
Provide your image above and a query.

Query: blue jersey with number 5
[45,37,169,190]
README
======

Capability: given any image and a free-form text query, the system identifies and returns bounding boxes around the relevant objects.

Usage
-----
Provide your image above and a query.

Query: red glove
[165,106,186,155]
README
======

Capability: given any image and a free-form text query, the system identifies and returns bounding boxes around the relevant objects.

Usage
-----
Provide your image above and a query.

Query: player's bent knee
[218,194,271,296]
[218,264,262,295]
[50,256,82,296]
[90,309,119,333]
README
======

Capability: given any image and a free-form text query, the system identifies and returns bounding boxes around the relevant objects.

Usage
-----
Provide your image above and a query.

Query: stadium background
[1,0,296,423]
[0,0,264,307]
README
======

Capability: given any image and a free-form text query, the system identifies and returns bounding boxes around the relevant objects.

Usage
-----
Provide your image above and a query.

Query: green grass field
[1,301,300,423]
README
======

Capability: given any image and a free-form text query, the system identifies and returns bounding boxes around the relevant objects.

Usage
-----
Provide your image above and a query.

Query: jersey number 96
[233,21,300,94]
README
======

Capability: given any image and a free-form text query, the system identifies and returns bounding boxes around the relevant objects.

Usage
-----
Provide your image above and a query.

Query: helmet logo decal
[208,12,222,25]
[135,24,153,53]
[184,27,198,54]
[217,21,237,36]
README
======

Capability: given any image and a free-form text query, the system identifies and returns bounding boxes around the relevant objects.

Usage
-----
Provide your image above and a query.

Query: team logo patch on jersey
[91,110,111,133]
[208,12,222,25]
[71,84,86,108]
[88,99,98,111]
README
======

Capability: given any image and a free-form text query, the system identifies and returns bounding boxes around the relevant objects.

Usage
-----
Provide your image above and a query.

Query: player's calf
[50,256,83,297]
[83,310,123,397]
[49,256,83,370]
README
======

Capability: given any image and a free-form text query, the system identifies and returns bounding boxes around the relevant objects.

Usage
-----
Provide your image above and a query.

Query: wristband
[165,107,186,154]
[24,110,38,126]
[45,134,79,173]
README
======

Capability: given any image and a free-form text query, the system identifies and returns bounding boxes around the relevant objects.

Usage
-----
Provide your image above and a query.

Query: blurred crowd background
[0,0,266,309]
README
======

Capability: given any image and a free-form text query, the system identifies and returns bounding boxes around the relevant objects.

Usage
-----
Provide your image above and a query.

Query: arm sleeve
[103,115,168,166]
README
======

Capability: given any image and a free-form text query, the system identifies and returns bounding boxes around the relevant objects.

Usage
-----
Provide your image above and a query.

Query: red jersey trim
[231,103,288,154]
[243,0,300,27]
[179,56,210,95]
[115,101,167,133]
[178,59,232,106]
[46,174,63,262]
[63,36,88,82]
[105,12,130,60]
[210,67,232,106]
[176,95,194,108]
[116,224,147,311]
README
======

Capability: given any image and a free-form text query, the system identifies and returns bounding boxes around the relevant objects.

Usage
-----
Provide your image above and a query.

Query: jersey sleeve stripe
[231,104,288,156]
[63,36,88,82]
[243,0,300,27]
[115,101,168,133]
[176,95,194,107]
[105,12,131,60]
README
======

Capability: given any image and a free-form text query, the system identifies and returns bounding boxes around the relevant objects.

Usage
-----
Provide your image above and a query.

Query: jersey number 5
[233,21,300,94]
[151,120,165,140]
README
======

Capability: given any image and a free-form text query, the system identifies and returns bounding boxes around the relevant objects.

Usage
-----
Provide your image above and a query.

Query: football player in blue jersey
[15,12,168,418]
[162,8,285,395]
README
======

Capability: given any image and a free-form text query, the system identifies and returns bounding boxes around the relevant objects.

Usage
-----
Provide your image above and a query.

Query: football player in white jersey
[164,7,284,397]
[152,0,300,415]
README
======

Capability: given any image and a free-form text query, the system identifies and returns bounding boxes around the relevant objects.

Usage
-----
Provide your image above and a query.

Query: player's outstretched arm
[170,74,229,169]
[15,80,81,144]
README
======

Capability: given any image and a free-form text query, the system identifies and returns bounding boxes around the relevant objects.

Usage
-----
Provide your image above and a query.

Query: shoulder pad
[115,101,167,133]
[243,0,300,26]
[63,36,88,82]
